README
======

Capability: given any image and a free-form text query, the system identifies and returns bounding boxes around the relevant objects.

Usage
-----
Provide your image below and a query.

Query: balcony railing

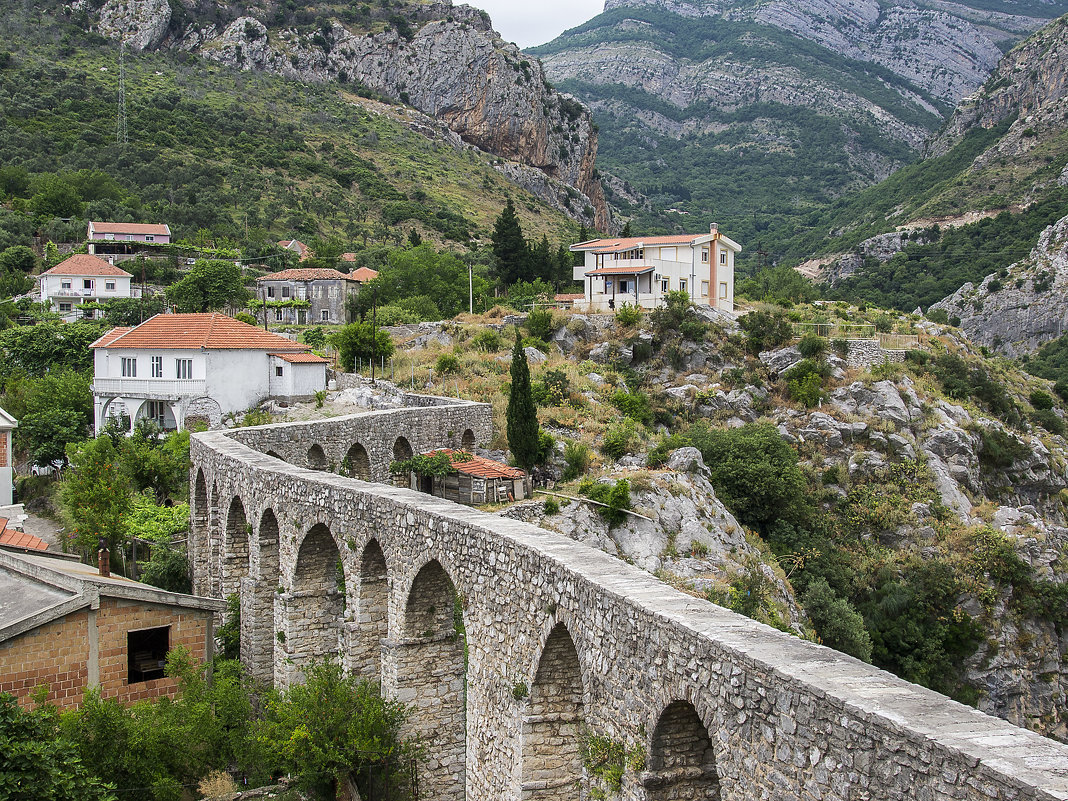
[93,378,206,397]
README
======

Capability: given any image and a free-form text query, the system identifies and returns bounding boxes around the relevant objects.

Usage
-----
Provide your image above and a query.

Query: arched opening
[266,450,281,460]
[351,539,388,680]
[644,701,720,801]
[398,560,465,799]
[345,442,372,481]
[192,470,209,595]
[286,523,344,679]
[461,429,476,450]
[521,623,586,799]
[307,444,328,470]
[245,508,280,685]
[393,436,413,463]
[223,496,249,601]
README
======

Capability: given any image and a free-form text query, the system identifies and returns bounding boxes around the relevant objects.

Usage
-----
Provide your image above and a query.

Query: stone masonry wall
[189,402,1068,801]
[846,339,907,368]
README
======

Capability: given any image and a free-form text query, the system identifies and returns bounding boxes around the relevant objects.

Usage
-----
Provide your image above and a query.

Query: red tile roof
[0,522,49,552]
[554,293,585,301]
[425,449,526,480]
[89,327,133,349]
[340,252,357,262]
[270,352,330,363]
[41,254,133,277]
[584,265,655,276]
[89,222,171,236]
[575,235,702,253]
[350,267,378,282]
[257,268,356,282]
[90,314,311,351]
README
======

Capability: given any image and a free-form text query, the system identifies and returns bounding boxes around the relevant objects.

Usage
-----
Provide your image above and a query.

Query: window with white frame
[719,282,728,299]
[176,359,193,379]
[275,308,283,321]
[679,279,688,293]
[701,248,709,263]
[83,279,93,290]
[104,233,114,241]
[125,235,133,241]
[61,280,72,290]
[105,281,116,291]
[720,251,727,265]
[121,357,137,377]
[701,281,709,296]
[145,235,154,242]
[58,302,72,312]
[661,278,669,293]
[150,356,162,378]
[275,365,284,377]
[281,286,291,298]
[267,286,275,298]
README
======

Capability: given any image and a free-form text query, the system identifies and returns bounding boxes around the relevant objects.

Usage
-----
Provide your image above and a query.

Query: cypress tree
[491,198,529,285]
[507,328,540,469]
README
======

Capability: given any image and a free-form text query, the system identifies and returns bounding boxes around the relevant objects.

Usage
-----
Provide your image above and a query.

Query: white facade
[571,225,739,313]
[39,266,137,322]
[0,407,15,506]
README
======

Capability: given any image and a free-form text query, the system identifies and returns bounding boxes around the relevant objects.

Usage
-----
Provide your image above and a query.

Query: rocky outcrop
[931,213,1068,356]
[81,0,611,230]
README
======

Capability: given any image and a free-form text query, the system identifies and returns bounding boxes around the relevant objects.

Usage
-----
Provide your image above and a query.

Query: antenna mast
[117,39,128,147]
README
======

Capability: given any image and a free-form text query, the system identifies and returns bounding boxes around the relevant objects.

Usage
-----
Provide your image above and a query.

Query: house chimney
[710,223,718,235]
[97,536,110,577]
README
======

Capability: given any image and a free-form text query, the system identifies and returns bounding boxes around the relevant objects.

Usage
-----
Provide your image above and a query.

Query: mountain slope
[531,0,1066,239]
[71,0,610,230]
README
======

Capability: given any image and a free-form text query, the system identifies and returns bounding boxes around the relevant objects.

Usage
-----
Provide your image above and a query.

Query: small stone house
[255,267,377,325]
[0,406,15,507]
[411,449,531,505]
[0,547,223,709]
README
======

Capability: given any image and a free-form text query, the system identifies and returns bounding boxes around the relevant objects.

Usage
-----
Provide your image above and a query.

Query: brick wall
[96,598,212,704]
[0,430,8,467]
[0,610,90,709]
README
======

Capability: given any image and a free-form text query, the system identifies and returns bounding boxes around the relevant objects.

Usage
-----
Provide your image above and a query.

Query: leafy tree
[11,370,93,465]
[0,244,36,274]
[0,692,116,801]
[303,326,326,350]
[28,173,83,218]
[525,306,558,341]
[60,435,132,551]
[738,309,792,353]
[165,260,248,313]
[491,198,530,285]
[506,330,540,469]
[736,264,817,304]
[801,578,873,661]
[0,321,104,382]
[329,321,394,371]
[350,246,490,320]
[123,426,190,502]
[102,295,169,327]
[256,661,416,800]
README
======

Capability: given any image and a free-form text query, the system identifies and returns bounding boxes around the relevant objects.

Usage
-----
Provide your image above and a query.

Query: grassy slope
[0,14,579,249]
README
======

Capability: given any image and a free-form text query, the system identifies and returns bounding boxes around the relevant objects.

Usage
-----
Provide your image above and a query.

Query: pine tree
[506,329,540,469]
[531,235,552,282]
[491,198,529,286]
[620,221,632,237]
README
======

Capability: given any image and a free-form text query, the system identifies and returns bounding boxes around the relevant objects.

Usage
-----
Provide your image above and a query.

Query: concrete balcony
[93,378,206,399]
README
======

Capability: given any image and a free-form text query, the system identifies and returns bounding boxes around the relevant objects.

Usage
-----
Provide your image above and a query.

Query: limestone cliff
[932,213,1068,356]
[83,0,611,230]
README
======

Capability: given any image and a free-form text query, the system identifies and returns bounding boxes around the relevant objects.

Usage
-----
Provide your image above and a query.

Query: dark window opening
[128,626,169,684]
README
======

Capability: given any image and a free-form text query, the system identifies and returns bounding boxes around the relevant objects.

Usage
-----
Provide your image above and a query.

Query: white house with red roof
[278,239,310,261]
[570,224,740,312]
[254,267,377,325]
[90,313,328,433]
[38,254,137,321]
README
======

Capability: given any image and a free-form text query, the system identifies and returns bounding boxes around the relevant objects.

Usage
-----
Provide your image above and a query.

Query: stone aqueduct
[189,396,1068,801]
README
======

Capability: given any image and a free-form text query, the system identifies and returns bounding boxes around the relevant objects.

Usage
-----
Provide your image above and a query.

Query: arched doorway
[521,623,586,799]
[461,429,476,450]
[644,701,720,800]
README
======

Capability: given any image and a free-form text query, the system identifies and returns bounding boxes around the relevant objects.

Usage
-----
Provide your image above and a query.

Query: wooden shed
[416,449,531,506]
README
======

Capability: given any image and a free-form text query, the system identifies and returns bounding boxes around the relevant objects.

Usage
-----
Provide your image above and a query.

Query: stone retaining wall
[846,339,907,368]
[189,405,1068,801]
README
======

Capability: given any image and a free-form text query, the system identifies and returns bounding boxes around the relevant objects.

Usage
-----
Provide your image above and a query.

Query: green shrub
[235,312,257,326]
[801,578,873,661]
[739,309,792,353]
[797,333,828,360]
[543,498,560,515]
[525,306,558,342]
[531,368,571,407]
[435,353,461,375]
[601,419,637,460]
[614,302,642,326]
[610,389,652,424]
[977,427,1029,470]
[926,308,949,324]
[1031,408,1065,434]
[579,477,631,527]
[783,359,828,408]
[470,328,502,352]
[904,349,930,367]
[831,337,849,358]
[562,440,591,480]
[1029,389,1055,411]
[646,433,693,467]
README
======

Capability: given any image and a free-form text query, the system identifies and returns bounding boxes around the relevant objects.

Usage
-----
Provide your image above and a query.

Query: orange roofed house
[255,267,377,326]
[404,449,531,505]
[38,254,138,321]
[90,313,329,433]
[570,223,740,312]
[0,547,222,710]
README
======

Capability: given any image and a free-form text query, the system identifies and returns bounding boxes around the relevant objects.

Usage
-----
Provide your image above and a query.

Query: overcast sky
[461,0,605,48]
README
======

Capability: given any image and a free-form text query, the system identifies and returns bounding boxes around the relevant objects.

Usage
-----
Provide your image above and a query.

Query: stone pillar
[240,575,277,684]
[348,572,388,681]
[382,634,466,801]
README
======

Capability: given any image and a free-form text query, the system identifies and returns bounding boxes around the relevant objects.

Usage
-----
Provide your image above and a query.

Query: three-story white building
[38,254,137,321]
[570,224,740,312]
[90,313,328,433]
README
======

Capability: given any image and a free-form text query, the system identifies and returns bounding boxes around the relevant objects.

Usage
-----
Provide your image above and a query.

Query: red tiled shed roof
[424,449,525,480]
[90,314,310,351]
[270,352,330,364]
[89,222,171,236]
[584,265,654,276]
[40,254,133,278]
[0,522,50,552]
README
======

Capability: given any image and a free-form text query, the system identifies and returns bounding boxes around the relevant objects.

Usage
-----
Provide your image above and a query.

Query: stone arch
[396,559,466,799]
[393,435,413,463]
[209,481,222,597]
[244,508,280,684]
[644,700,720,800]
[286,523,344,679]
[266,450,281,460]
[461,428,476,450]
[344,442,372,480]
[521,623,586,799]
[350,539,388,680]
[184,396,222,431]
[223,496,250,600]
[192,469,209,595]
[307,444,327,470]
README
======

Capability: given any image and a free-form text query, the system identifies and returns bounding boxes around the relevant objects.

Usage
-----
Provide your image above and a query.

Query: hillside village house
[90,313,329,433]
[38,254,137,321]
[278,239,311,260]
[570,224,740,312]
[0,547,222,710]
[254,267,377,325]
[0,406,14,507]
[87,222,171,260]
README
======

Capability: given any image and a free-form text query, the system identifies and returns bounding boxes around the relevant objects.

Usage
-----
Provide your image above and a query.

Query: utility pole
[117,39,128,147]
[370,284,377,384]
[469,263,473,315]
